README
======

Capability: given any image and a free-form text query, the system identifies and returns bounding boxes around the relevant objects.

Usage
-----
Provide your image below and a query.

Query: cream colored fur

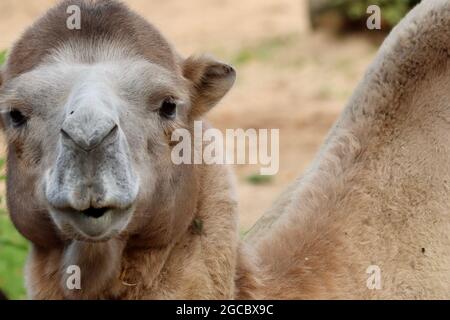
[247,0,450,299]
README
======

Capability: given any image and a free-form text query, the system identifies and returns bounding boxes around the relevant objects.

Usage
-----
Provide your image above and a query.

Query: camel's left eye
[9,109,27,127]
[159,97,177,120]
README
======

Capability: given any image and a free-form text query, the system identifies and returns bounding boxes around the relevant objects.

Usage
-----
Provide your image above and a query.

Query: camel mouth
[48,205,134,242]
[81,207,110,219]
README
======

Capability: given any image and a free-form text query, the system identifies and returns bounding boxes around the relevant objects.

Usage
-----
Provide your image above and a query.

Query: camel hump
[247,0,450,299]
[247,0,450,243]
[346,0,450,127]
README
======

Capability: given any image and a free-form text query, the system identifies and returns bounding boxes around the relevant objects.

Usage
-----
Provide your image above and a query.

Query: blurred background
[0,0,419,299]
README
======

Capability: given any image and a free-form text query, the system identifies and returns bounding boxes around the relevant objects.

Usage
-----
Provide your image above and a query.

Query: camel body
[1,0,450,299]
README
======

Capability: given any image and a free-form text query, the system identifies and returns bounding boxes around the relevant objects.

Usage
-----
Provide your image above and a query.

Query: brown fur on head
[0,0,235,257]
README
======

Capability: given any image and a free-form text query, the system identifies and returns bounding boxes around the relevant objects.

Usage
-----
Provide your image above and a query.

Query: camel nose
[61,108,118,151]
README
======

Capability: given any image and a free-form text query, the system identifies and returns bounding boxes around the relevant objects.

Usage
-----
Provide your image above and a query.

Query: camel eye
[9,109,27,127]
[159,97,177,120]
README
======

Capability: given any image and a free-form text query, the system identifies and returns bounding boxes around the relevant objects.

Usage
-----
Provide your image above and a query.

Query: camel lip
[68,227,118,243]
[48,205,134,242]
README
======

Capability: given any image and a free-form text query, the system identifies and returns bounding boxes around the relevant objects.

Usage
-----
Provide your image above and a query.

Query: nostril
[108,124,119,139]
[60,128,71,139]
[82,207,109,219]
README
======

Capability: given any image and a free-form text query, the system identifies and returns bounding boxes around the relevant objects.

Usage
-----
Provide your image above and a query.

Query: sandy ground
[0,0,378,230]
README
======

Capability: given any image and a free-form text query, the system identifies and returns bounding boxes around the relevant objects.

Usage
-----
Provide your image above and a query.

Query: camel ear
[183,55,236,118]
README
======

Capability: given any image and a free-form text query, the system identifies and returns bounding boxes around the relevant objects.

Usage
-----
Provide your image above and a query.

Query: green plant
[0,51,6,65]
[231,35,295,66]
[0,211,29,300]
[313,0,420,28]
[246,173,273,185]
[333,0,420,26]
[0,156,28,300]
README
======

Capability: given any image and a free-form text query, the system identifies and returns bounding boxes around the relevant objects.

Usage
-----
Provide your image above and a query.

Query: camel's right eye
[9,109,27,127]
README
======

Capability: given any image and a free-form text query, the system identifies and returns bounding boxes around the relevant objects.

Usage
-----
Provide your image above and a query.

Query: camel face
[0,0,235,247]
[42,58,184,241]
[2,50,189,242]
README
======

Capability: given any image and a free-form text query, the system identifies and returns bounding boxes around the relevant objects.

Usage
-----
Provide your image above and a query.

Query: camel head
[0,0,235,247]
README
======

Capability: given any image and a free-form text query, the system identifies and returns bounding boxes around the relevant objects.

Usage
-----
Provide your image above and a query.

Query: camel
[1,0,450,299]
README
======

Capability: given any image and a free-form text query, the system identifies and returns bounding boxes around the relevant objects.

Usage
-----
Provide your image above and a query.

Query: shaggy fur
[247,0,450,299]
[1,0,450,299]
